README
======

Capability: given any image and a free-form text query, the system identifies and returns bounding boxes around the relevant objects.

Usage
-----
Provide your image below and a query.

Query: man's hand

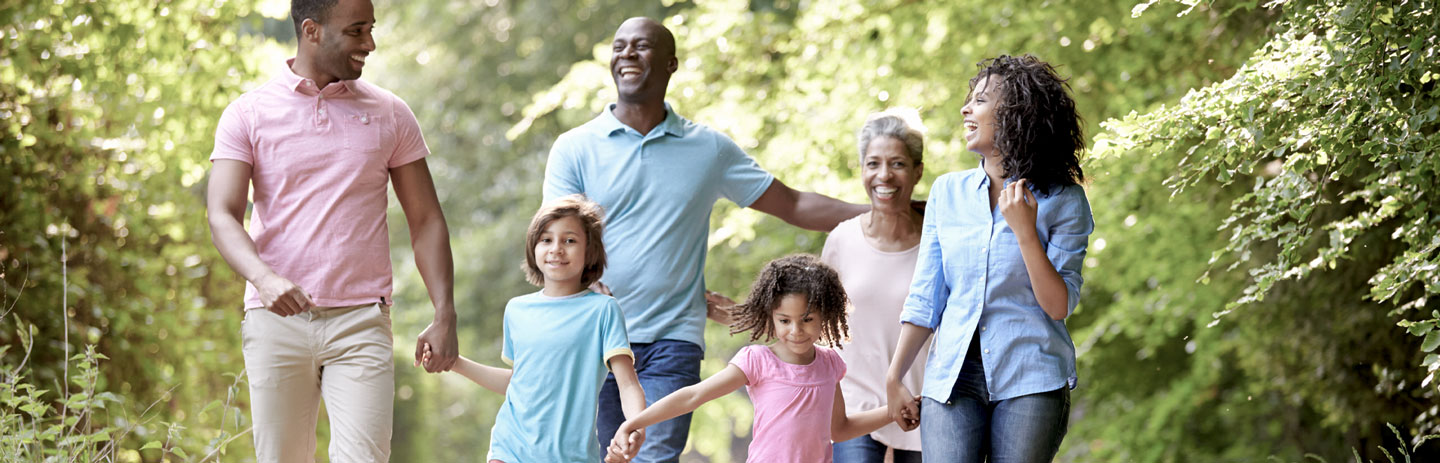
[415,315,457,372]
[590,281,613,296]
[705,290,736,326]
[255,273,314,316]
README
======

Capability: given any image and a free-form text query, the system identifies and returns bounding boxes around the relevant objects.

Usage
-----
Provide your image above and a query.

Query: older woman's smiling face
[861,136,922,214]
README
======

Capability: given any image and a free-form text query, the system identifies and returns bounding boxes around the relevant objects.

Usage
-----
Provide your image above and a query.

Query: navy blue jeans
[920,343,1069,463]
[833,434,923,463]
[596,340,703,463]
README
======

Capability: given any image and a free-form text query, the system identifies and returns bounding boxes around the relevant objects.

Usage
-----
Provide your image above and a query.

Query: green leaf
[1423,331,1440,353]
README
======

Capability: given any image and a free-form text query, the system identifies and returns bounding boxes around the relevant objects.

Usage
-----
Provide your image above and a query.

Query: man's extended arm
[747,179,868,232]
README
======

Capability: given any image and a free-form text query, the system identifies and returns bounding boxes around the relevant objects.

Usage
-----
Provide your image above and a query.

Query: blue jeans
[920,341,1069,463]
[833,434,923,463]
[596,340,703,463]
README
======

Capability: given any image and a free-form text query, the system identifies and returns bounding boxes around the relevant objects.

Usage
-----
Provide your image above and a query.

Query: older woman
[885,55,1093,462]
[823,111,929,463]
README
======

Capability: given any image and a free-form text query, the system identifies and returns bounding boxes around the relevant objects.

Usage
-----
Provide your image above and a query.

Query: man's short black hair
[291,0,340,38]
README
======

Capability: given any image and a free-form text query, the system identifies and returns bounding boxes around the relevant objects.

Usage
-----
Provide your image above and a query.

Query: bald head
[616,17,676,58]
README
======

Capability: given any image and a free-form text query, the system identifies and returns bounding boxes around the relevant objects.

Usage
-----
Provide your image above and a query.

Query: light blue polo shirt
[543,103,774,348]
[488,290,633,463]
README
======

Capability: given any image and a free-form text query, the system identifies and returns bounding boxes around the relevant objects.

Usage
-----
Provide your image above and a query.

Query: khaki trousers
[242,303,394,463]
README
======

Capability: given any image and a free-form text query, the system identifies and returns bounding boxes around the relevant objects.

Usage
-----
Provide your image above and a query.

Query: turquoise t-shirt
[488,290,633,463]
[543,103,774,348]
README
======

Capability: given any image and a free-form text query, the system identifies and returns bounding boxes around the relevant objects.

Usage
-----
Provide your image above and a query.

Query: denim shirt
[900,168,1093,402]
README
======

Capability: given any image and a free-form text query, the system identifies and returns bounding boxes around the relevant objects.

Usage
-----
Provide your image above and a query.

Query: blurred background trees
[2,0,1435,461]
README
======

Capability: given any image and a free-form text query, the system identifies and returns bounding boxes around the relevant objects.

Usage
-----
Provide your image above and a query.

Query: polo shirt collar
[599,102,683,137]
[280,57,357,96]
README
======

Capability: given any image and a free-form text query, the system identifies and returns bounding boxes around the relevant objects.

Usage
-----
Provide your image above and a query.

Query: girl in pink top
[606,255,912,463]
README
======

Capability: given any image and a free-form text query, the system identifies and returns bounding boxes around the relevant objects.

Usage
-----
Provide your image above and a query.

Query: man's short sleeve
[387,97,430,168]
[714,134,774,208]
[211,100,254,165]
[542,133,584,202]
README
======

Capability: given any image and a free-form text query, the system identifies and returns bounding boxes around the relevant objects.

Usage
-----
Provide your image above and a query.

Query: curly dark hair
[728,254,850,348]
[968,54,1086,196]
[523,194,607,289]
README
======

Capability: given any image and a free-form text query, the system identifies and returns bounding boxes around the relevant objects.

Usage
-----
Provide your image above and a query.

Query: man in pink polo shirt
[206,0,456,461]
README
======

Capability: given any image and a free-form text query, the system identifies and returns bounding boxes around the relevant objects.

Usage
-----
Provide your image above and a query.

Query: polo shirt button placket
[315,93,329,127]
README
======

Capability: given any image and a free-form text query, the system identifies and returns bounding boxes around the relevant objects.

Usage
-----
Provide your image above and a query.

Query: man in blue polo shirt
[543,16,867,463]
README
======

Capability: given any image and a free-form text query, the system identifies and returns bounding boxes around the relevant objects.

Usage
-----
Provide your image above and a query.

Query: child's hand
[888,380,922,431]
[415,342,433,369]
[896,395,921,431]
[604,442,628,463]
[607,422,645,462]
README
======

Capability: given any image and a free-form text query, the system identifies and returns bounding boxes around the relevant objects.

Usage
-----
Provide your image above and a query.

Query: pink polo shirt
[210,58,429,309]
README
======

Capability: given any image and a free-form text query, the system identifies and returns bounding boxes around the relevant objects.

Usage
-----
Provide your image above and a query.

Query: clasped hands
[603,423,646,463]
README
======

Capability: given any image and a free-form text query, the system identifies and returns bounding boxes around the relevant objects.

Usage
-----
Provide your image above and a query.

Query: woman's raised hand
[998,179,1039,241]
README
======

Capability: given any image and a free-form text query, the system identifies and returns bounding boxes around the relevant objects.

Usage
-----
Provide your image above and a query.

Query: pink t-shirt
[210,59,429,308]
[730,344,846,463]
[821,216,927,451]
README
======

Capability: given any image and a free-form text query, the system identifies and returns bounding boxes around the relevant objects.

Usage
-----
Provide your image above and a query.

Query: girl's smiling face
[769,293,821,364]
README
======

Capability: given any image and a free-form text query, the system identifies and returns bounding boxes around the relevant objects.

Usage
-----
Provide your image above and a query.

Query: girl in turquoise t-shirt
[421,195,647,463]
[605,254,914,463]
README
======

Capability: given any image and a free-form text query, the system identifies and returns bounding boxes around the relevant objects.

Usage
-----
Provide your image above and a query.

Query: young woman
[886,55,1093,463]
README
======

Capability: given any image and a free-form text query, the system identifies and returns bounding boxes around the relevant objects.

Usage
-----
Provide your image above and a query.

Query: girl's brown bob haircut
[523,194,607,288]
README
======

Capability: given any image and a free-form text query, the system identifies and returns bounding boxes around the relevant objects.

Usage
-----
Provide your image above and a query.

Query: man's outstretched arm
[748,179,868,232]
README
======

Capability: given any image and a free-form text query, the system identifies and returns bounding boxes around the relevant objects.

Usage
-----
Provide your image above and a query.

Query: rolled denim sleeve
[900,176,951,329]
[1044,186,1093,317]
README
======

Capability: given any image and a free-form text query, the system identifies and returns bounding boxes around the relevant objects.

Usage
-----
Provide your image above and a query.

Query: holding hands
[885,380,923,431]
[415,316,458,373]
[997,179,1039,241]
[604,423,646,463]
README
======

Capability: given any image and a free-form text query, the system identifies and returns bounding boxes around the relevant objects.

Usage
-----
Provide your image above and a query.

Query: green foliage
[1,335,248,462]
[1,0,270,458]
[1094,0,1440,456]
